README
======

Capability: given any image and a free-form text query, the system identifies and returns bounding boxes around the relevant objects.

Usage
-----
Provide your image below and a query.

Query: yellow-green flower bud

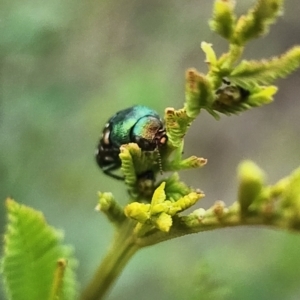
[175,192,204,212]
[271,177,289,198]
[124,202,150,223]
[237,160,265,217]
[151,201,181,216]
[98,192,115,211]
[154,212,173,232]
[151,182,166,207]
[281,168,300,210]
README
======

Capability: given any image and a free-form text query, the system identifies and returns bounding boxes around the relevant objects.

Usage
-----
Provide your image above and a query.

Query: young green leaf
[2,199,78,300]
[201,42,218,69]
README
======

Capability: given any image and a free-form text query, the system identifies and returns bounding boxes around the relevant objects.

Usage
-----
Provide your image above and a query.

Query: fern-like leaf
[2,198,78,300]
[163,173,196,201]
[164,107,192,148]
[209,0,236,40]
[184,68,215,119]
[119,143,139,188]
[230,47,300,85]
[233,0,284,45]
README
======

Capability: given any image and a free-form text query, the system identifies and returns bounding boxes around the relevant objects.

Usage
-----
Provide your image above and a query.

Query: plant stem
[49,259,67,300]
[80,222,139,300]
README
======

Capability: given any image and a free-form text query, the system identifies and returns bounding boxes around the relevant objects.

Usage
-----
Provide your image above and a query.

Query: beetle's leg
[102,163,124,180]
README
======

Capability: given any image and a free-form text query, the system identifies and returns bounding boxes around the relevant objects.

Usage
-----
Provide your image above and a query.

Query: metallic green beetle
[95,105,167,179]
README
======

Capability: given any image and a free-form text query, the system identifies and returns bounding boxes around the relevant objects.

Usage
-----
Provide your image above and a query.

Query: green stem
[132,202,300,247]
[80,222,140,300]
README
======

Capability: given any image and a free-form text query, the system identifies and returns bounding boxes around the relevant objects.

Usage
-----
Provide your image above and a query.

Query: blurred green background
[1,0,300,299]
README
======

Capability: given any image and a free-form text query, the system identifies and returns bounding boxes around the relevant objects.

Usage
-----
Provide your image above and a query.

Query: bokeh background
[1,0,300,299]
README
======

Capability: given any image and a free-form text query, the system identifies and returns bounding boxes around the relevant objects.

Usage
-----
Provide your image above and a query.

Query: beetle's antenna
[155,149,163,175]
